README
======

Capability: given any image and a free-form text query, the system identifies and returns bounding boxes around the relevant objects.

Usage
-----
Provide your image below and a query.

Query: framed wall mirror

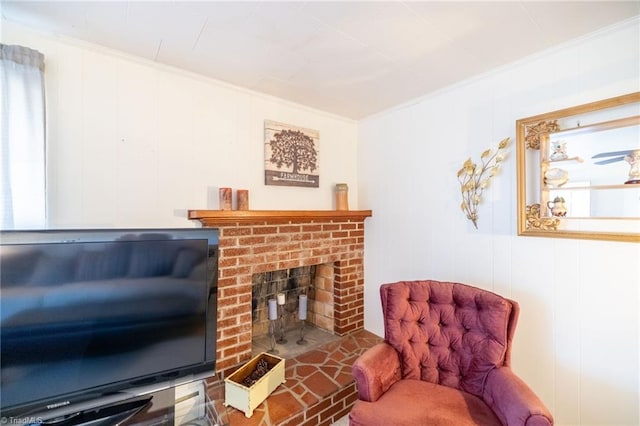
[516,92,640,242]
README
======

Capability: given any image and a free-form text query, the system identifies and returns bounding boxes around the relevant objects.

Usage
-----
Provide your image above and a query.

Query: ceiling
[2,1,639,120]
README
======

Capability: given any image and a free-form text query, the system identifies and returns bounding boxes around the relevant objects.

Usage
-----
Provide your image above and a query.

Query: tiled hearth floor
[207,329,383,426]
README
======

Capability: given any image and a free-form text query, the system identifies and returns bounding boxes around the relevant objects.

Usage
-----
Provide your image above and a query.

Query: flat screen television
[0,228,219,423]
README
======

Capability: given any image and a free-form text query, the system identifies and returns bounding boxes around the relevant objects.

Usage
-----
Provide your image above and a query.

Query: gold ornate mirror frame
[516,92,640,243]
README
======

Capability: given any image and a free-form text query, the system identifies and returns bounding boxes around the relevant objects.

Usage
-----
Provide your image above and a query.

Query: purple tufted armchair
[350,280,553,426]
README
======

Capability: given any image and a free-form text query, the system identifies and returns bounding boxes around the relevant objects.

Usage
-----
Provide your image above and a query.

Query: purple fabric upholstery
[351,342,401,402]
[350,280,553,426]
[382,280,514,396]
[349,379,502,426]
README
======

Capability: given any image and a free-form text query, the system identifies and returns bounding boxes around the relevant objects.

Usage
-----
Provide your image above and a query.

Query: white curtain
[1,44,46,229]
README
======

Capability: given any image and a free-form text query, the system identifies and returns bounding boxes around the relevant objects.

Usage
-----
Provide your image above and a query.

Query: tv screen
[0,228,219,420]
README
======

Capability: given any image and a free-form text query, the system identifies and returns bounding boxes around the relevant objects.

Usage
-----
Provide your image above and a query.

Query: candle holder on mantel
[276,293,287,344]
[297,294,308,345]
[267,299,279,354]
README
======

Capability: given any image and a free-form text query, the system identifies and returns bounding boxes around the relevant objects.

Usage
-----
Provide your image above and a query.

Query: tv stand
[40,395,152,426]
[32,380,229,426]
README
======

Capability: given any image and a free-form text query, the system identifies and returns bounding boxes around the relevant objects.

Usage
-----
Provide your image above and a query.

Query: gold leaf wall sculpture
[457,137,510,229]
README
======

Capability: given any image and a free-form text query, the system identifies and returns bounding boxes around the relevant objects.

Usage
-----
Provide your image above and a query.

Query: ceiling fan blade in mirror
[591,149,634,159]
[594,156,626,165]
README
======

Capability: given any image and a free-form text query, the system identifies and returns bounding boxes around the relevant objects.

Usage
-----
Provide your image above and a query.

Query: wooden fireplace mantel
[188,209,372,225]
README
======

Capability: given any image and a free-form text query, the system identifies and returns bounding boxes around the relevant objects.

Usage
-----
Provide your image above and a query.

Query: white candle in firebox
[299,294,308,320]
[277,292,286,305]
[268,298,277,320]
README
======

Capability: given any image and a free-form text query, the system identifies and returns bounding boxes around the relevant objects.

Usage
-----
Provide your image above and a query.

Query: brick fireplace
[188,210,372,375]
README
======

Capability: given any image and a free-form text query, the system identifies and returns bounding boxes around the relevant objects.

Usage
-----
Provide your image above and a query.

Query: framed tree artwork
[264,120,319,188]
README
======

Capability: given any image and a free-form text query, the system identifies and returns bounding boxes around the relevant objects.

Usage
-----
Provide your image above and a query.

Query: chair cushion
[382,280,513,396]
[349,379,502,426]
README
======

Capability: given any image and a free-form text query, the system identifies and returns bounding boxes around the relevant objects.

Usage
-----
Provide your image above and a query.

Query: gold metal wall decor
[524,120,560,149]
[525,204,560,231]
[524,120,564,231]
[516,92,640,243]
[457,137,510,229]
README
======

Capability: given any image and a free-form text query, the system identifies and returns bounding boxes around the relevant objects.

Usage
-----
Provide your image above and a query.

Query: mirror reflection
[516,92,640,242]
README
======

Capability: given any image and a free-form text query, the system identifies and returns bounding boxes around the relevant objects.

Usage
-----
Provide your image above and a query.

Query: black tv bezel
[0,227,219,420]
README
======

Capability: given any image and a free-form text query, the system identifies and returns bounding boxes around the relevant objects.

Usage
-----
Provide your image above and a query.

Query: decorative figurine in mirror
[626,150,640,184]
[593,149,640,184]
[549,141,568,161]
[547,196,567,217]
[544,168,569,187]
[457,137,510,229]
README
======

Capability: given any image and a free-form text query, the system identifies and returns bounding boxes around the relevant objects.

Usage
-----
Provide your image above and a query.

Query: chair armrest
[483,367,554,426]
[352,342,402,402]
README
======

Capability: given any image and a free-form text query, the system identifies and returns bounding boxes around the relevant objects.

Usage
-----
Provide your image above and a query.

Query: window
[0,44,46,229]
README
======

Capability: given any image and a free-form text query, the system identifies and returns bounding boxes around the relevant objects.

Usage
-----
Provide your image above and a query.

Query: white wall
[2,21,359,229]
[4,14,640,426]
[358,18,640,425]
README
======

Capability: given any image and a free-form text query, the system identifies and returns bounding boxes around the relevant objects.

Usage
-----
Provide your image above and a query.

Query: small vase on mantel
[335,183,349,211]
[219,188,232,210]
[237,189,249,210]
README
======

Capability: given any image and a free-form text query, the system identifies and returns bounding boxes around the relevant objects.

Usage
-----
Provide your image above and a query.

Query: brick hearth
[206,329,383,426]
[188,210,372,375]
